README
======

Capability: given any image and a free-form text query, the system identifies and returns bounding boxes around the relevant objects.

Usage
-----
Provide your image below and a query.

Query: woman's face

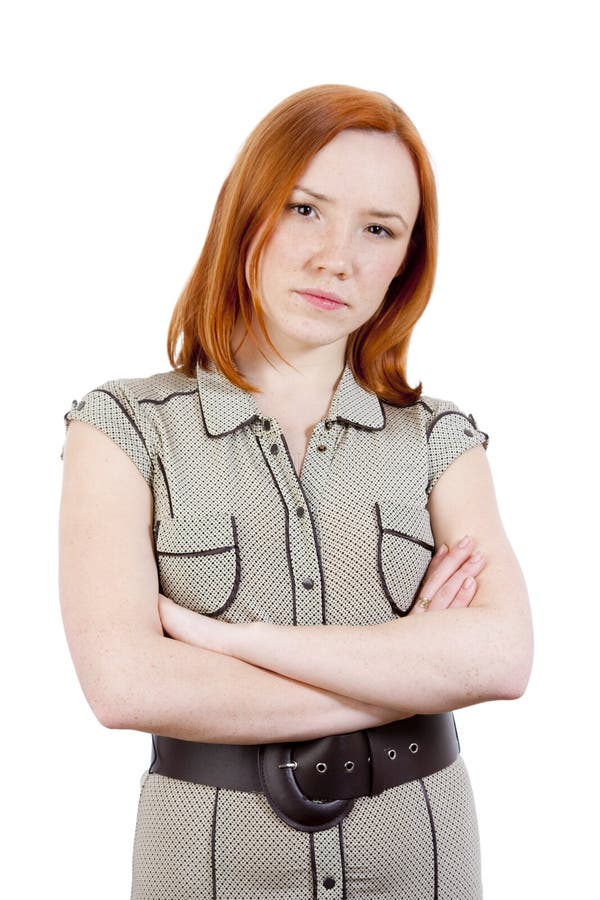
[244,128,421,359]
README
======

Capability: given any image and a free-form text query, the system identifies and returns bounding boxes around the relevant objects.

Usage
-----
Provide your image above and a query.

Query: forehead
[295,129,421,224]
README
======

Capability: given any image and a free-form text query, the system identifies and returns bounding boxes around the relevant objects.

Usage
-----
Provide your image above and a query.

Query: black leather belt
[148,713,460,833]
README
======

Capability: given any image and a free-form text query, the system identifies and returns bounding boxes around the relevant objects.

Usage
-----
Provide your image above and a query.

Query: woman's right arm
[59,420,406,745]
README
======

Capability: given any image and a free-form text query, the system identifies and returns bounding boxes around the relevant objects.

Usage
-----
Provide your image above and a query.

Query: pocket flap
[376,503,434,551]
[155,514,237,556]
[154,514,240,617]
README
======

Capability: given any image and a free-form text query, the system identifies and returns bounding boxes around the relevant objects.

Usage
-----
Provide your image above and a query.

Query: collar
[196,360,385,437]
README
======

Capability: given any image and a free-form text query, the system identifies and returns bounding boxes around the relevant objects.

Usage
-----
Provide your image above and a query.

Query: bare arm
[59,420,406,744]
[159,446,534,714]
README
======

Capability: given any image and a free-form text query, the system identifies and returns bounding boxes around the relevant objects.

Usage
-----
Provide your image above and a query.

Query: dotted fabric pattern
[421,756,483,899]
[62,361,490,898]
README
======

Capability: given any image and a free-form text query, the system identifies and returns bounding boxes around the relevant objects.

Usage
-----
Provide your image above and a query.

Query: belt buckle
[257,741,354,833]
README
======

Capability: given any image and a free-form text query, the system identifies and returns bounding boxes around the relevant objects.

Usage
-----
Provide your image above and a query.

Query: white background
[1,1,598,897]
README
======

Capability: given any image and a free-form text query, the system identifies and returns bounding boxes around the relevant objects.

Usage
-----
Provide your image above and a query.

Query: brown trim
[93,388,152,461]
[211,787,219,900]
[375,502,433,617]
[155,454,173,518]
[278,432,327,623]
[426,408,486,443]
[154,516,241,619]
[197,386,260,438]
[138,389,196,405]
[255,436,297,625]
[338,820,348,900]
[419,778,439,899]
[335,394,386,431]
[157,545,234,558]
[309,833,317,900]
[382,527,435,553]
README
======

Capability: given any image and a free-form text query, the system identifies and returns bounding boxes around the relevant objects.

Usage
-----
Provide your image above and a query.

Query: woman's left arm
[160,446,533,714]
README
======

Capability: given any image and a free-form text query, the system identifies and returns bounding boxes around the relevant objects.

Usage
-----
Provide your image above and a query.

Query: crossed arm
[159,445,533,716]
[60,423,532,744]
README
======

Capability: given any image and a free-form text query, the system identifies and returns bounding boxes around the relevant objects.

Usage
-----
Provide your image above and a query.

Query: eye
[367,224,394,239]
[287,203,315,217]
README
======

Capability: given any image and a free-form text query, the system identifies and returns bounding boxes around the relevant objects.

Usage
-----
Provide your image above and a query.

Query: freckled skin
[240,129,422,360]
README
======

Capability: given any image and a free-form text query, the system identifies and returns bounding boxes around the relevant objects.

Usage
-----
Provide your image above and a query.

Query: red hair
[167,84,438,405]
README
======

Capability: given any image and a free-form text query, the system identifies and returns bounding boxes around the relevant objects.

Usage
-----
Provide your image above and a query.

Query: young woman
[59,83,533,899]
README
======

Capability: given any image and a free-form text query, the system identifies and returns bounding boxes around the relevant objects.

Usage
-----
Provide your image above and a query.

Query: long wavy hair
[167,83,438,405]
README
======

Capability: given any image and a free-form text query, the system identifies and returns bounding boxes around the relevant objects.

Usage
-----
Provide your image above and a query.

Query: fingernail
[463,576,475,588]
[459,535,472,548]
[435,544,448,556]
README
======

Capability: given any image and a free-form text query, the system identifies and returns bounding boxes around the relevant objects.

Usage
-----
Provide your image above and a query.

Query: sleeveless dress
[62,361,490,900]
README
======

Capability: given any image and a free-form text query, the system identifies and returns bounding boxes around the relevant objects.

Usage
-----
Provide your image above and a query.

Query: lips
[296,289,346,305]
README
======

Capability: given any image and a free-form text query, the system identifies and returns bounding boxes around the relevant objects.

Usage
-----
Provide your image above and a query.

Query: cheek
[260,233,302,289]
[361,252,404,293]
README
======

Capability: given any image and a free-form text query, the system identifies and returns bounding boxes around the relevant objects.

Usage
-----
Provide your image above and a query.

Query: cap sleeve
[425,399,490,497]
[61,379,157,488]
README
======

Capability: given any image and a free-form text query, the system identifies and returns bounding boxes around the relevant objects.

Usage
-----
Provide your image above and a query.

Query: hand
[157,593,236,654]
[410,535,485,615]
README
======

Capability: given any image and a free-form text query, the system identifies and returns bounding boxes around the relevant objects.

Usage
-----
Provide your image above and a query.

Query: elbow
[87,686,132,731]
[493,635,534,701]
[84,659,151,731]
[496,665,531,701]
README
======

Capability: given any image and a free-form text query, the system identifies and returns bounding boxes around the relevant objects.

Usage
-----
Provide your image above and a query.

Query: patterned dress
[62,361,490,899]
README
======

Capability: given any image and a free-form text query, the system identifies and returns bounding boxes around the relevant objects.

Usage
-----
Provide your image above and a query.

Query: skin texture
[59,128,533,742]
[240,129,421,364]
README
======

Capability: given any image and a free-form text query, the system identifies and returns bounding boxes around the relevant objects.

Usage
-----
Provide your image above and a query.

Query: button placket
[312,828,344,900]
[300,420,342,512]
[254,419,323,626]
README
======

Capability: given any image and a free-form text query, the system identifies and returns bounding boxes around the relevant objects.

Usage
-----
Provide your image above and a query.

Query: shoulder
[72,369,198,424]
[63,368,199,466]
[416,395,487,443]
[99,369,197,405]
[381,392,479,428]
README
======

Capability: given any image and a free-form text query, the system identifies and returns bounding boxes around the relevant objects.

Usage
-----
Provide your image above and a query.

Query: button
[323,876,336,889]
[463,428,474,437]
[71,399,78,409]
[296,506,305,518]
[301,577,314,590]
[317,444,327,452]
[270,443,279,455]
[324,420,333,430]
[77,400,86,411]
[263,419,271,431]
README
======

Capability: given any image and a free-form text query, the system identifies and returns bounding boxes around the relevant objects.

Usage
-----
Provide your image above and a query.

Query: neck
[231,318,347,397]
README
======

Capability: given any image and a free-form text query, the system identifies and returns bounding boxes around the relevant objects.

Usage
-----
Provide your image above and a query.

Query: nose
[310,224,354,277]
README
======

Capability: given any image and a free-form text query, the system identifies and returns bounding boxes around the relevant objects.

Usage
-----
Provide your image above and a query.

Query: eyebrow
[292,184,410,230]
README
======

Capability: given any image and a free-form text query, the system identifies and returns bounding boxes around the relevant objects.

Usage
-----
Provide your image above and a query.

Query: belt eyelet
[344,760,355,772]
[409,742,419,754]
[316,762,328,774]
[387,748,397,760]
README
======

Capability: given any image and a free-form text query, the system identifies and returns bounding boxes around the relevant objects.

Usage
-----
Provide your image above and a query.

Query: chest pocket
[375,503,435,616]
[154,514,240,617]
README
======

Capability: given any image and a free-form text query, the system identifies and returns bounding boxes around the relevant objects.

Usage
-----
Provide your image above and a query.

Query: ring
[417,596,432,609]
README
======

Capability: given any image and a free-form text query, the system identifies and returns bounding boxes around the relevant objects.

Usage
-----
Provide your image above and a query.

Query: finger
[419,551,486,613]
[418,540,483,611]
[448,576,477,608]
[435,555,486,609]
[419,536,477,600]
